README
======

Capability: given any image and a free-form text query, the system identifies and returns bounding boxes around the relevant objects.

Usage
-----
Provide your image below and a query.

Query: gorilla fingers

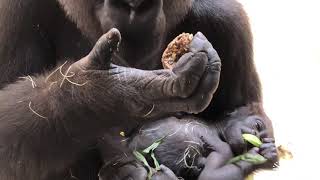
[65,30,222,119]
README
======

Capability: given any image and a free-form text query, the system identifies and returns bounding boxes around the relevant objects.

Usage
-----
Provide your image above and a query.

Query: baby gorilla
[99,116,277,180]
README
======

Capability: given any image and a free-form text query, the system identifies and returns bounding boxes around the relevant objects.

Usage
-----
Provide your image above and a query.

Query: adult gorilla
[0,0,276,179]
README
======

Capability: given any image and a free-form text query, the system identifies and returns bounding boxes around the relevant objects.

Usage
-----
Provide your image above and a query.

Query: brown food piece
[161,33,193,69]
[277,145,293,160]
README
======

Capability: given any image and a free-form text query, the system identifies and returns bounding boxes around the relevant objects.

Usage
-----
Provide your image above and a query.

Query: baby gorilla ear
[75,28,121,70]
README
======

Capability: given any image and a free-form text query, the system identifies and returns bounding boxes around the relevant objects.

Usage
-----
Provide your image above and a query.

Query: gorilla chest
[112,50,164,70]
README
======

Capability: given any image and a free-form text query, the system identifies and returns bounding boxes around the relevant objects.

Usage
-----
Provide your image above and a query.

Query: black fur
[0,0,276,179]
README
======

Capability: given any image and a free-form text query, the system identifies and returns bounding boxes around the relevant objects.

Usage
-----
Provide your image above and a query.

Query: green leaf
[242,134,263,147]
[227,155,243,164]
[142,137,166,154]
[133,151,154,180]
[151,152,161,171]
[228,153,267,165]
[147,170,153,180]
[133,136,166,179]
[133,151,150,168]
[242,153,267,165]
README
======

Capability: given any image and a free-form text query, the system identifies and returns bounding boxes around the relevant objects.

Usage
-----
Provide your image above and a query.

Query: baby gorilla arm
[198,136,277,180]
[198,150,253,180]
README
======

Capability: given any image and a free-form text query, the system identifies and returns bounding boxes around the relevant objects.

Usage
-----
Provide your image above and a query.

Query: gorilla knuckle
[172,76,192,98]
[195,31,207,40]
[193,51,208,59]
[207,60,222,73]
[185,52,208,71]
[173,55,208,98]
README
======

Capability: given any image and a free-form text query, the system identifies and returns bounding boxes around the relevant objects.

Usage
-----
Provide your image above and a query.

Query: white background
[239,0,320,179]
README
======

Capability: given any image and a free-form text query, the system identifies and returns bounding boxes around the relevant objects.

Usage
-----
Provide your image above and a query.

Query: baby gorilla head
[128,116,227,178]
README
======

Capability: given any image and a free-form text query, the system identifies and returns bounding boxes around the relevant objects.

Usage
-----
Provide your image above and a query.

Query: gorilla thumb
[83,28,121,70]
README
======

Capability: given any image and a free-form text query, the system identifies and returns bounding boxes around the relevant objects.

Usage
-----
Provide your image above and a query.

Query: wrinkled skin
[70,29,221,119]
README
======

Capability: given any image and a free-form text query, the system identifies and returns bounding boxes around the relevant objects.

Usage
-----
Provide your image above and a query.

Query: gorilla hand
[68,29,221,119]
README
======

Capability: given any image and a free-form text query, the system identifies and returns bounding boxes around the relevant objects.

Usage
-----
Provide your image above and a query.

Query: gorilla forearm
[0,65,131,179]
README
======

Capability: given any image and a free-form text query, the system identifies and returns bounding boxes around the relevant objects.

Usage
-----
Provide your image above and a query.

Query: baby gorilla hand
[259,137,279,168]
[71,29,221,119]
[233,138,278,175]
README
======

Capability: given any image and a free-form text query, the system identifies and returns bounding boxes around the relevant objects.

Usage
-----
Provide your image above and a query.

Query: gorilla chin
[95,0,170,68]
[98,0,166,39]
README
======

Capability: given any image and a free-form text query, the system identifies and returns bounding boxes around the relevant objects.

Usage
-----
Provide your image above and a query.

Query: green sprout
[133,137,166,180]
[228,134,266,165]
[242,134,263,147]
[142,136,166,154]
[227,153,267,165]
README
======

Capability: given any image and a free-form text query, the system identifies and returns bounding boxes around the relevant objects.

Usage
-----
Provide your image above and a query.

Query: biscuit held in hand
[161,33,193,69]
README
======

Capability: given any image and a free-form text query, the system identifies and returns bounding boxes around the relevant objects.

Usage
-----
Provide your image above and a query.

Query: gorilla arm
[0,23,221,180]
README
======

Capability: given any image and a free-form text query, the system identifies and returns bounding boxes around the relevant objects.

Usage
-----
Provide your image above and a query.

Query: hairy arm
[0,1,104,177]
